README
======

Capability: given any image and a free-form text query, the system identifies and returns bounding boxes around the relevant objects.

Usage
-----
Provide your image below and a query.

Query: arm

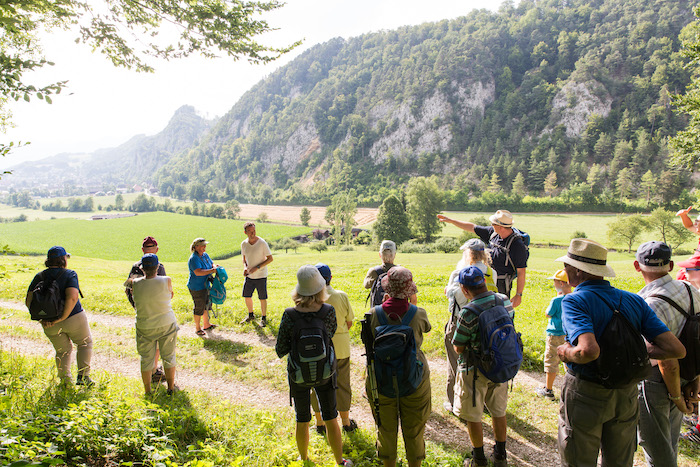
[248,254,273,275]
[647,330,686,361]
[557,332,600,364]
[167,277,174,299]
[42,287,79,328]
[682,376,700,404]
[511,268,526,308]
[25,291,32,309]
[193,266,217,276]
[676,206,695,231]
[363,267,377,289]
[658,358,695,413]
[437,214,476,233]
[453,344,465,354]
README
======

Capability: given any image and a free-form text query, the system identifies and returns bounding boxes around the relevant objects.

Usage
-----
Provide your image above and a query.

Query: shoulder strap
[401,304,418,325]
[375,305,388,325]
[649,286,695,319]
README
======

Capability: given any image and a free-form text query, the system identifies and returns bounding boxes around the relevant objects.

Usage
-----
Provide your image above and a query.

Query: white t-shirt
[132,276,177,329]
[241,237,272,279]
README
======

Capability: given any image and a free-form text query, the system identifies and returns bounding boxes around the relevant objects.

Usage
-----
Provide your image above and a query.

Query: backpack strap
[401,304,418,325]
[375,305,388,325]
[649,282,695,319]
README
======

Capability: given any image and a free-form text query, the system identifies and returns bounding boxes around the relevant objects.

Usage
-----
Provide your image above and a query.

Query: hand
[512,294,522,308]
[673,397,696,414]
[676,206,693,216]
[437,214,450,223]
[557,342,572,364]
[243,269,249,277]
[41,317,62,328]
[682,380,700,403]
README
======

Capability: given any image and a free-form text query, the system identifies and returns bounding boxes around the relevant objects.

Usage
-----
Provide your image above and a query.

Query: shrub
[572,230,587,239]
[399,239,436,253]
[256,212,269,223]
[339,245,354,252]
[434,236,461,253]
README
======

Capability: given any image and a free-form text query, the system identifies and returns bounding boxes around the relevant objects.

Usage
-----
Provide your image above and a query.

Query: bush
[572,230,587,239]
[309,242,327,252]
[434,236,461,253]
[339,245,354,252]
[399,239,437,253]
[353,231,371,245]
[256,212,269,223]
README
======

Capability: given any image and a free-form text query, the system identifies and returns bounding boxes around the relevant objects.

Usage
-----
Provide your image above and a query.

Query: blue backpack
[465,294,523,384]
[209,267,228,305]
[373,304,424,398]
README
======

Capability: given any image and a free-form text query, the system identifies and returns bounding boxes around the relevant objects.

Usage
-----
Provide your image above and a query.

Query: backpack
[28,270,66,321]
[287,305,336,387]
[591,292,651,388]
[649,282,700,381]
[489,228,530,275]
[465,294,523,384]
[209,267,228,306]
[373,304,424,398]
[367,265,393,307]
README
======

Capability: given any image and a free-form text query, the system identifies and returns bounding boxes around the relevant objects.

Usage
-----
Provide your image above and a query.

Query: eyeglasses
[686,268,700,271]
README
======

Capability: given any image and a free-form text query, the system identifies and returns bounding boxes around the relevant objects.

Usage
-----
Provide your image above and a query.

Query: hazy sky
[1,0,501,169]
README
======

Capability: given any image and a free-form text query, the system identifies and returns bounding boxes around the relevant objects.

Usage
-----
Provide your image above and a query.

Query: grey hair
[638,263,671,274]
[381,249,396,264]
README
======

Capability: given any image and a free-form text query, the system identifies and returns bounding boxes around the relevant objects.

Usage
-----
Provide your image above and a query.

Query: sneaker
[681,426,700,444]
[343,419,358,432]
[241,314,255,324]
[490,452,507,467]
[261,316,267,327]
[443,401,453,413]
[338,459,353,467]
[535,387,555,400]
[315,425,326,435]
[76,375,94,388]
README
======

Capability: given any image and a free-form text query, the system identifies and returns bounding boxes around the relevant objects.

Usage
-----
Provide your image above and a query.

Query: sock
[495,441,506,457]
[248,312,254,318]
[473,447,486,460]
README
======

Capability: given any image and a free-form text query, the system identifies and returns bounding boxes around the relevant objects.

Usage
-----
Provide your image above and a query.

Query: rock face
[550,80,613,137]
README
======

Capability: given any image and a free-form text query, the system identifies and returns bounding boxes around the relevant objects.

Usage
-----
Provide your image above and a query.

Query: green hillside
[154,0,696,208]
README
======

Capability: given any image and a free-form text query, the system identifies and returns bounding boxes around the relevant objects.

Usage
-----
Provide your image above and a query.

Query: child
[535,269,571,400]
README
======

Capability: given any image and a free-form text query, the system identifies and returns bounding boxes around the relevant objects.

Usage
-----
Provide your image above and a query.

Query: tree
[114,193,124,211]
[543,171,558,197]
[607,214,648,253]
[406,177,445,243]
[373,194,412,246]
[325,190,358,245]
[640,170,655,208]
[300,207,311,226]
[224,199,241,219]
[615,168,635,199]
[646,208,694,250]
[512,173,527,197]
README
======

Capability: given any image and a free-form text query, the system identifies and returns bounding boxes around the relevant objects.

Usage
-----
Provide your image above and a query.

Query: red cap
[142,236,158,247]
[677,255,700,269]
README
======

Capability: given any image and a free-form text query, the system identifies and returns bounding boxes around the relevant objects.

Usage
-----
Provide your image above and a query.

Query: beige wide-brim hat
[489,210,514,227]
[555,238,616,277]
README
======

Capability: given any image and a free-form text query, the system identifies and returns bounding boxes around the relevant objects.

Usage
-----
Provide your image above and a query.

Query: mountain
[153,0,697,207]
[2,105,214,191]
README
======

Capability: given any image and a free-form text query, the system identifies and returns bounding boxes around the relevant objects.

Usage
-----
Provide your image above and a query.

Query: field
[1,208,699,466]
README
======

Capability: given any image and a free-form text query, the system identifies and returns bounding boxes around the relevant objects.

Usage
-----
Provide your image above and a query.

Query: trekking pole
[361,311,381,428]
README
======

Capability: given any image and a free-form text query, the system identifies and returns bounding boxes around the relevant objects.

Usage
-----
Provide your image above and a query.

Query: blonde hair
[190,238,207,252]
[457,247,492,269]
[292,289,329,308]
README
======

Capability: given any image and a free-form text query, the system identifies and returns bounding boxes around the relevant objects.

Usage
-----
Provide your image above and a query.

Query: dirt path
[0,300,557,466]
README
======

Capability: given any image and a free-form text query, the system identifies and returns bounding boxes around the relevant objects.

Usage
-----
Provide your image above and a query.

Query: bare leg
[153,346,161,372]
[383,459,397,467]
[408,459,422,467]
[545,371,556,390]
[325,417,344,464]
[194,314,202,332]
[202,310,211,328]
[164,366,176,391]
[467,421,485,448]
[260,299,267,317]
[339,410,350,426]
[314,411,325,428]
[244,297,255,314]
[141,370,152,394]
[296,421,310,460]
[492,415,507,442]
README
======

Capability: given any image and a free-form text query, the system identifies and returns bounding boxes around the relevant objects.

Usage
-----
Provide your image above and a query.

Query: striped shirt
[638,274,700,337]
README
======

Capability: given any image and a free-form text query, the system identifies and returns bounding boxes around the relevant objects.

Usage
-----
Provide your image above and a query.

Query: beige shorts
[136,322,179,372]
[453,368,508,422]
[544,334,566,374]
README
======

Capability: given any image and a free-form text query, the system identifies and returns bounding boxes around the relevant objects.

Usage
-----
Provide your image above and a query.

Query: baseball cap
[458,266,485,287]
[460,238,486,251]
[142,236,158,247]
[315,263,332,285]
[380,240,396,253]
[636,241,672,267]
[47,246,70,258]
[141,253,159,268]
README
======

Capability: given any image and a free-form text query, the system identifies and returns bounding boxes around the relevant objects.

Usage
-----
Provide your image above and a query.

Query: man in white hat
[554,238,685,467]
[437,210,528,307]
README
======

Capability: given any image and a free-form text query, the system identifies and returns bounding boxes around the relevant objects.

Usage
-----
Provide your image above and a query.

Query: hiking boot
[76,375,94,388]
[151,367,165,383]
[465,456,488,467]
[241,314,255,324]
[535,386,555,400]
[261,316,267,327]
[343,419,358,432]
[490,452,507,467]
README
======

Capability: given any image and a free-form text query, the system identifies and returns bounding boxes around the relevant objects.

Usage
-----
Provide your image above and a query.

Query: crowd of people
[22,209,700,467]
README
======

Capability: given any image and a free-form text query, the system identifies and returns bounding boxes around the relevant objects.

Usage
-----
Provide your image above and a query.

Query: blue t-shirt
[187,252,213,291]
[28,268,83,318]
[562,280,669,380]
[545,295,565,336]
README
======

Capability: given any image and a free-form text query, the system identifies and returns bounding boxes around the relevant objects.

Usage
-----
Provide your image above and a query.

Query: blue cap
[47,246,69,258]
[141,253,159,268]
[636,241,671,267]
[315,263,332,285]
[458,266,485,287]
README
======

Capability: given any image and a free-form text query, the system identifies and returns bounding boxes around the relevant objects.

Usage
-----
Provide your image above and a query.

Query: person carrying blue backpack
[452,266,521,467]
[363,266,431,467]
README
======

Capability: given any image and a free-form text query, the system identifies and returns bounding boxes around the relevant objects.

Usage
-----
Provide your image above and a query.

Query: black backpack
[489,228,530,275]
[287,305,336,387]
[367,265,393,307]
[591,292,651,388]
[28,270,66,321]
[649,282,700,381]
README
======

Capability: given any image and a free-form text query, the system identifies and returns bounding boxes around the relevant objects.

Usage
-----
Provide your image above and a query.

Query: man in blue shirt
[555,238,685,467]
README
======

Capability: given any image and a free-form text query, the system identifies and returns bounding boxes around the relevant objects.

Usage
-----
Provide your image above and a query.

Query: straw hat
[489,210,514,227]
[555,238,616,277]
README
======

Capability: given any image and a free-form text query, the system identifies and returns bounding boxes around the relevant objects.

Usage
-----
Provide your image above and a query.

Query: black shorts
[242,277,268,299]
[189,288,211,316]
[290,376,338,423]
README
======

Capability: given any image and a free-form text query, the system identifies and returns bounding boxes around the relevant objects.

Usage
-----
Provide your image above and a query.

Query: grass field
[0,211,311,261]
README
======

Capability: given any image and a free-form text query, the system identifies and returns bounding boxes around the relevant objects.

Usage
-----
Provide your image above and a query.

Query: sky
[1,0,502,170]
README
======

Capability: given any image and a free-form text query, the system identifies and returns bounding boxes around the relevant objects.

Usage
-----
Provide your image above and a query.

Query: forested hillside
[154,0,697,209]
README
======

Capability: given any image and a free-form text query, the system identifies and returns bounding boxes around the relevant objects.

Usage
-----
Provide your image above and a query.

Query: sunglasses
[685,268,700,271]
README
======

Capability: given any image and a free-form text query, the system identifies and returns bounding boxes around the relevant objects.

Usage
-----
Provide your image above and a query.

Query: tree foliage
[646,208,694,250]
[607,214,648,253]
[373,194,412,246]
[325,190,357,245]
[406,177,444,243]
[299,207,311,226]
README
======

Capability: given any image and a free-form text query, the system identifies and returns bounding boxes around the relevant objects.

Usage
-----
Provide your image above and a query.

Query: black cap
[636,241,671,266]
